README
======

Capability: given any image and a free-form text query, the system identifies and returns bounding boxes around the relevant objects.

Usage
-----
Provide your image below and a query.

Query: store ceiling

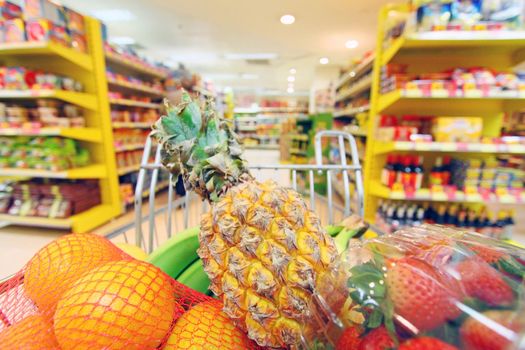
[61,0,389,94]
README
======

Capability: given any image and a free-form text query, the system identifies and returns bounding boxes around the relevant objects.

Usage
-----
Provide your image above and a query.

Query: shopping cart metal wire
[114,130,365,254]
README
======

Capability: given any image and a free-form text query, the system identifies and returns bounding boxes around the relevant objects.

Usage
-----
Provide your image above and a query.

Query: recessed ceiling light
[320,57,329,65]
[224,53,278,60]
[280,14,295,25]
[289,68,297,74]
[287,76,295,82]
[287,87,294,93]
[91,9,135,22]
[345,40,359,49]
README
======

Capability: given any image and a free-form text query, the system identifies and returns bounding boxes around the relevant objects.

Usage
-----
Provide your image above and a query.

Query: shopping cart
[106,130,365,293]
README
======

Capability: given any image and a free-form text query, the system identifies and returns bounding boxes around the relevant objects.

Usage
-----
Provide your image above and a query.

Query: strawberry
[456,257,514,306]
[358,326,395,350]
[336,326,362,350]
[467,244,506,264]
[461,310,523,350]
[399,337,458,350]
[386,257,460,332]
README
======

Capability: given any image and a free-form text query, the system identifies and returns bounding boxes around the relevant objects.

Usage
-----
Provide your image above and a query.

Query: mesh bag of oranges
[0,233,264,349]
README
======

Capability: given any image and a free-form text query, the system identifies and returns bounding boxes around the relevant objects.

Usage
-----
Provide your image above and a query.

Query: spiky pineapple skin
[198,179,339,347]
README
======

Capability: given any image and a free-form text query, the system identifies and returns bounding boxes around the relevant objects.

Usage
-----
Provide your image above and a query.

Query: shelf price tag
[444,186,457,201]
[479,188,492,202]
[464,185,481,202]
[441,143,456,152]
[431,82,448,98]
[391,183,405,199]
[463,83,482,98]
[416,142,432,151]
[431,185,447,201]
[456,142,468,152]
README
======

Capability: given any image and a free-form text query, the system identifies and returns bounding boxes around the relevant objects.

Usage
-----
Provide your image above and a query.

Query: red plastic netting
[0,233,264,350]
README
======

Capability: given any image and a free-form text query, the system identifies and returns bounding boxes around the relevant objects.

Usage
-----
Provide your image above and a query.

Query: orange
[165,300,252,350]
[53,259,181,350]
[24,233,123,317]
[0,314,59,349]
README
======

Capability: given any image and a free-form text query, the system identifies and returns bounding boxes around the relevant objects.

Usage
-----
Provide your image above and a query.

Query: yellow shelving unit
[0,17,122,233]
[363,4,525,222]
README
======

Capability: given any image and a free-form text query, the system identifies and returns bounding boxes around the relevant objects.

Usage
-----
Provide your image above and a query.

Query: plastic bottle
[442,156,452,185]
[400,156,413,189]
[412,156,424,190]
[381,155,396,188]
[430,157,443,186]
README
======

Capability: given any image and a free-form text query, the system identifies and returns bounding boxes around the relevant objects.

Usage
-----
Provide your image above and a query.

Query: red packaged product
[0,0,22,20]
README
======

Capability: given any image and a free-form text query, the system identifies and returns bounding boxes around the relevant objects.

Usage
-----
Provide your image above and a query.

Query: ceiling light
[91,9,135,22]
[287,87,294,93]
[287,76,295,82]
[224,53,278,60]
[320,57,329,65]
[280,14,295,25]
[289,68,296,74]
[345,40,359,49]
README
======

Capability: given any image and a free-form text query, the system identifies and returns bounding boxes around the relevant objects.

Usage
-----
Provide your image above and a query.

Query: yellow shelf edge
[115,144,145,152]
[0,164,107,179]
[109,98,160,109]
[107,78,165,97]
[0,127,102,142]
[0,41,92,71]
[105,51,167,79]
[117,164,140,176]
[374,141,525,155]
[112,122,152,129]
[0,90,98,110]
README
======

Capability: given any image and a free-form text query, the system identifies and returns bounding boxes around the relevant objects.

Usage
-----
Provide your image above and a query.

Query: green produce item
[176,259,211,294]
[326,225,345,237]
[147,226,200,279]
[333,214,369,253]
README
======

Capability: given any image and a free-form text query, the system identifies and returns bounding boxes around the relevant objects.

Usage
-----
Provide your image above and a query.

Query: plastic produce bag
[307,224,525,349]
[0,233,264,349]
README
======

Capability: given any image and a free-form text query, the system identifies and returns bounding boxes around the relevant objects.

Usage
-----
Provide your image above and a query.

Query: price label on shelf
[431,185,447,201]
[415,142,432,151]
[441,143,456,152]
[444,186,457,201]
[463,83,482,98]
[404,83,423,97]
[405,188,416,199]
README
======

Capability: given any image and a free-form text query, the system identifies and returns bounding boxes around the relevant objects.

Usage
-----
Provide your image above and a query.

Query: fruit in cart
[456,257,514,306]
[153,92,341,347]
[165,299,253,349]
[335,325,363,350]
[385,257,461,332]
[460,310,524,350]
[358,326,395,350]
[24,233,123,317]
[0,314,59,349]
[53,259,180,350]
[115,242,148,261]
[398,337,458,350]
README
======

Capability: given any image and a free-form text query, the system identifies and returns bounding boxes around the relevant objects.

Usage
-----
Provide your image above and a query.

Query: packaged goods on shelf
[106,69,164,94]
[0,66,82,91]
[0,101,84,128]
[0,0,87,52]
[0,179,100,218]
[0,136,89,170]
[111,108,159,124]
[376,199,515,237]
[381,65,525,97]
[116,150,142,173]
[108,91,156,104]
[113,129,149,151]
[104,43,168,76]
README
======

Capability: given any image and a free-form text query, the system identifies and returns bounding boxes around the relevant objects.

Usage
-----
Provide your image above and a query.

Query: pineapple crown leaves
[152,90,251,202]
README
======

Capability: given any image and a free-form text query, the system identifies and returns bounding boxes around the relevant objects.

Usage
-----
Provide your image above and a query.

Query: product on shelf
[111,108,159,124]
[0,179,100,218]
[376,200,515,237]
[308,225,525,348]
[381,65,525,97]
[104,43,168,75]
[0,66,83,91]
[108,91,155,104]
[0,101,84,128]
[113,129,149,149]
[106,69,164,93]
[0,136,89,170]
[0,0,87,52]
[116,149,142,171]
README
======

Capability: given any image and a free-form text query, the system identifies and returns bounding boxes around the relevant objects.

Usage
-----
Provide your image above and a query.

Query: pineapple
[153,92,340,348]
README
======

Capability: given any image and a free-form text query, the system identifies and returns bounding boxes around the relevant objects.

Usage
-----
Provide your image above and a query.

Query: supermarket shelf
[334,105,370,118]
[374,141,525,155]
[0,204,116,232]
[115,143,146,152]
[0,164,107,179]
[107,78,165,97]
[336,54,375,90]
[370,181,525,204]
[345,126,368,137]
[0,90,98,110]
[109,98,160,109]
[105,51,167,79]
[335,76,372,102]
[112,122,152,129]
[0,127,102,142]
[117,164,140,176]
[382,31,525,65]
[0,41,92,71]
[377,89,525,115]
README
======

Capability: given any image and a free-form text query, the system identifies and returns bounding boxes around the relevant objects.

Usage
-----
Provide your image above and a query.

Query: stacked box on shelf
[364,2,525,240]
